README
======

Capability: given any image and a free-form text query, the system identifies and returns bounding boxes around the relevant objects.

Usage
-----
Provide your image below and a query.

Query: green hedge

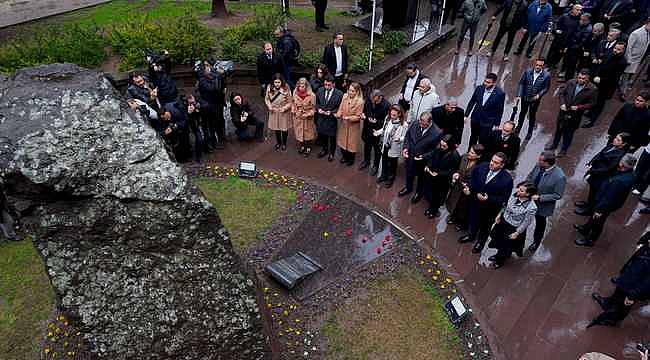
[0,24,107,74]
[108,15,214,71]
[220,10,285,65]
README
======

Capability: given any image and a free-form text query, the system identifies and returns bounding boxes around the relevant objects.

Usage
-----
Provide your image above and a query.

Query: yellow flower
[323,232,329,237]
[278,331,284,337]
[283,310,289,316]
[296,331,301,335]
[426,255,432,260]
[445,278,452,283]
[44,348,51,354]
[435,270,441,275]
[427,269,432,273]
[263,287,269,293]
[432,276,438,281]
[294,319,301,323]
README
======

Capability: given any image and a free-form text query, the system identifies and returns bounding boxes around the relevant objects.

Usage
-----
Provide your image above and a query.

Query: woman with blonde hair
[291,77,317,156]
[265,73,292,151]
[376,104,408,188]
[335,82,364,165]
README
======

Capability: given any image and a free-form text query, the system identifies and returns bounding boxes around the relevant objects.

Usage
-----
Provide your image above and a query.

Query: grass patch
[0,240,54,360]
[194,176,296,253]
[322,269,462,360]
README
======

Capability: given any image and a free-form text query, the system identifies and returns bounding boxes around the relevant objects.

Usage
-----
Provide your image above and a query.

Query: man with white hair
[407,78,440,125]
[621,18,650,97]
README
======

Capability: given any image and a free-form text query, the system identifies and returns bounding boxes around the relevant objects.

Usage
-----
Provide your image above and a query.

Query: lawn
[0,240,53,360]
[194,176,297,253]
[322,269,463,360]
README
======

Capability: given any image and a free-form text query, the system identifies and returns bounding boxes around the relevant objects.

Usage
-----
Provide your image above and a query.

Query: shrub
[220,9,285,65]
[382,30,408,54]
[349,45,385,74]
[108,14,214,71]
[0,24,107,74]
[298,51,321,70]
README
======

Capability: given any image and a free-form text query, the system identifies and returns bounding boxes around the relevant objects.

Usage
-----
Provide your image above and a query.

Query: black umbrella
[509,98,520,123]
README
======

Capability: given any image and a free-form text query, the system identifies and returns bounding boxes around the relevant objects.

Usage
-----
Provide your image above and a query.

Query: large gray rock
[0,64,267,359]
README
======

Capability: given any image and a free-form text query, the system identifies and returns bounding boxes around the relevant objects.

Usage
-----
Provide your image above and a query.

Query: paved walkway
[0,0,110,28]
[206,16,650,360]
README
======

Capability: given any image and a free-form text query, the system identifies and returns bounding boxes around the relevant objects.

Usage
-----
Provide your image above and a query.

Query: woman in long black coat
[446,143,485,229]
[422,134,461,219]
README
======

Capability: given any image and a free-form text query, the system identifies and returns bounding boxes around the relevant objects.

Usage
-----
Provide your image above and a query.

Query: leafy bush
[298,50,321,70]
[108,14,214,71]
[349,45,385,74]
[382,30,408,54]
[220,9,285,65]
[0,24,107,74]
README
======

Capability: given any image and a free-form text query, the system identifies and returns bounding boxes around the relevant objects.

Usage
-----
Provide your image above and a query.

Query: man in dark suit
[526,151,567,252]
[431,99,465,144]
[589,231,650,328]
[607,92,650,152]
[322,32,348,90]
[584,41,628,128]
[398,112,441,204]
[574,154,637,247]
[459,152,514,253]
[313,0,328,31]
[315,76,343,162]
[574,132,630,216]
[256,42,284,97]
[360,89,391,174]
[515,58,551,140]
[546,69,597,157]
[399,63,426,112]
[486,121,521,170]
[465,73,506,148]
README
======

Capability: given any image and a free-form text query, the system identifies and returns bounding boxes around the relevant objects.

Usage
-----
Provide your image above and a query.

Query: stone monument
[0,64,266,359]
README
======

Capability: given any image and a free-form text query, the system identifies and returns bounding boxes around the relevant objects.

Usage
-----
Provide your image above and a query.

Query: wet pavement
[204,18,650,360]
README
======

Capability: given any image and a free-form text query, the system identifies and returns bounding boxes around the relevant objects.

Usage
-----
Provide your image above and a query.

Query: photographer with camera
[127,98,160,132]
[147,50,179,107]
[195,59,227,150]
[183,94,207,162]
[159,102,191,162]
[128,72,160,112]
[230,92,264,142]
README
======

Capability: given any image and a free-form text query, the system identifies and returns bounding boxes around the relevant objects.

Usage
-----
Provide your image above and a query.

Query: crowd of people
[113,0,650,330]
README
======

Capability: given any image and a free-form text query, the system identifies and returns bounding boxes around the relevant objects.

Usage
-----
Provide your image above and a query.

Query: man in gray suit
[526,151,567,252]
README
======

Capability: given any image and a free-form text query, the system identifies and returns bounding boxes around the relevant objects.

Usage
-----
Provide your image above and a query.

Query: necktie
[326,90,331,103]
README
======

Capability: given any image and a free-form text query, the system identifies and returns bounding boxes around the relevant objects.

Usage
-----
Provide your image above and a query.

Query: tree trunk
[211,0,228,18]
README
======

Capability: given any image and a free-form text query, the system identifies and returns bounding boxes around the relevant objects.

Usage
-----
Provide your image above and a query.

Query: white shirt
[532,70,542,83]
[482,88,494,106]
[486,169,500,183]
[334,46,343,76]
[403,70,419,101]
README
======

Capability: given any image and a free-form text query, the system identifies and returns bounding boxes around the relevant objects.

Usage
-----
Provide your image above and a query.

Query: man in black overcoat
[360,89,390,175]
[486,121,521,170]
[574,154,637,247]
[315,76,343,161]
[398,112,441,204]
[589,231,650,327]
[256,42,284,97]
[431,99,465,144]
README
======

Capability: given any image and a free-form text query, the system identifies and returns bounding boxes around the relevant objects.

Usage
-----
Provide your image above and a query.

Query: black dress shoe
[488,255,497,262]
[575,237,595,247]
[640,207,650,214]
[446,218,455,225]
[345,160,354,166]
[573,223,588,236]
[513,50,522,55]
[398,187,411,197]
[472,242,484,253]
[274,144,281,151]
[384,180,394,188]
[458,234,473,243]
[574,207,593,216]
[591,293,610,310]
[586,318,617,328]
[317,150,328,158]
[581,121,594,128]
[358,161,370,170]
[491,262,504,269]
[327,154,334,162]
[340,157,347,164]
[574,200,588,207]
[410,193,422,204]
[376,176,387,184]
[369,166,378,176]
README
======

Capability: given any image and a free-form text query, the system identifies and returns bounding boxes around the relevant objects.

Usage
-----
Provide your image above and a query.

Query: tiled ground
[204,14,650,360]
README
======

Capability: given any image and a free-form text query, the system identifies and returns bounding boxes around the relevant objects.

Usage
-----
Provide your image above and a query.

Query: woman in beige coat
[291,77,317,157]
[265,74,292,151]
[335,82,364,166]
